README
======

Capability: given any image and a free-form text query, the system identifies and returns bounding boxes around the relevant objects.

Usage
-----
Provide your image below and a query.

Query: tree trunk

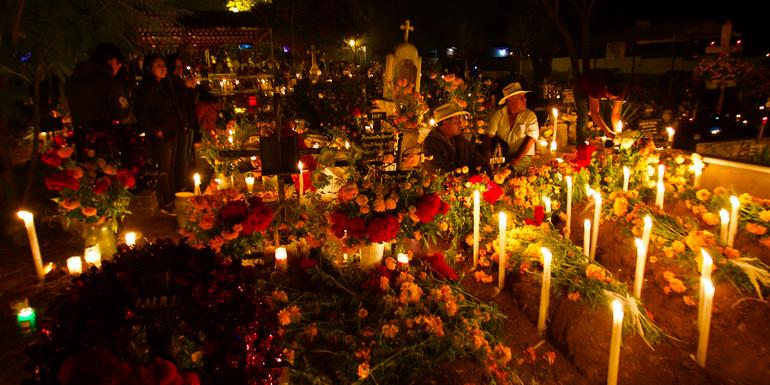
[0,109,19,215]
[580,15,591,72]
[539,0,582,78]
[21,64,44,205]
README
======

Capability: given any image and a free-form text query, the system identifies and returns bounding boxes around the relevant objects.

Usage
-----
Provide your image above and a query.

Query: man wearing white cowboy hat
[485,82,539,172]
[422,103,488,174]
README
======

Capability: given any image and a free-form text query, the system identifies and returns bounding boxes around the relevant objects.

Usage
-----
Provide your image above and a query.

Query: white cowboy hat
[498,82,530,105]
[433,103,470,124]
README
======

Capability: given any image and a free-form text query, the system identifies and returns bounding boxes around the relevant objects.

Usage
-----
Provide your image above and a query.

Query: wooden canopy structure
[139,11,272,50]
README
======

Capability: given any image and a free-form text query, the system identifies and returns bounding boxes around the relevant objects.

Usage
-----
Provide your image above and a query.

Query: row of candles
[193,160,307,202]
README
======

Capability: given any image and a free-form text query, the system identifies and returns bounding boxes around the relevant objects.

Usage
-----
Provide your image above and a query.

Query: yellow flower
[672,240,686,253]
[359,205,370,214]
[355,194,369,206]
[701,212,720,226]
[567,292,581,302]
[357,363,370,379]
[696,189,711,202]
[746,223,768,235]
[759,210,770,223]
[613,197,629,217]
[385,256,397,270]
[739,193,752,205]
[473,270,494,283]
[382,324,399,338]
[386,198,397,210]
[493,343,512,365]
[271,290,288,303]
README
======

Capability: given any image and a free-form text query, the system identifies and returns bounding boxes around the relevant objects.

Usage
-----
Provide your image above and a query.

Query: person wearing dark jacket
[134,54,186,212]
[166,54,198,192]
[422,103,489,174]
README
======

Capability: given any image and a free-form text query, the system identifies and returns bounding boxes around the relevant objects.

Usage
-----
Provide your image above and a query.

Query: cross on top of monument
[307,44,320,67]
[705,21,742,57]
[400,19,414,42]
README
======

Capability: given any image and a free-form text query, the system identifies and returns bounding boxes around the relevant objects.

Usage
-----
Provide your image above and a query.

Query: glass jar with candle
[82,222,117,261]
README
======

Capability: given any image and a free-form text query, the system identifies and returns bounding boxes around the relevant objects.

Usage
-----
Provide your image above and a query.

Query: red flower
[220,200,249,222]
[571,144,596,170]
[329,210,367,239]
[240,199,273,235]
[467,175,503,203]
[93,176,112,195]
[41,149,63,167]
[367,215,400,243]
[415,193,445,223]
[426,252,458,281]
[116,169,136,189]
[299,257,318,270]
[45,170,80,192]
[524,206,546,226]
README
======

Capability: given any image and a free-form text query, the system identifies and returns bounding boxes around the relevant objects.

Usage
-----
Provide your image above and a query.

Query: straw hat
[498,82,530,105]
[433,103,470,124]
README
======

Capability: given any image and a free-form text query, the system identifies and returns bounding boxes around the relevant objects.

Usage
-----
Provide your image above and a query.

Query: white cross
[307,44,320,68]
[400,19,414,42]
[704,21,742,57]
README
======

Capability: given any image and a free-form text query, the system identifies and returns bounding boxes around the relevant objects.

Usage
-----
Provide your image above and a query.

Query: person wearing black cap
[422,103,489,174]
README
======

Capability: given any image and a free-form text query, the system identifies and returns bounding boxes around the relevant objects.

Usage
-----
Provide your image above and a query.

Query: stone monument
[383,19,422,99]
[307,44,322,82]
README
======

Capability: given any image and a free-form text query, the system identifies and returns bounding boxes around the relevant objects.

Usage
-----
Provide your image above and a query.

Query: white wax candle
[607,300,624,385]
[473,190,480,269]
[566,176,573,236]
[193,173,201,195]
[656,182,665,209]
[298,161,304,203]
[344,141,350,149]
[622,166,630,192]
[214,178,222,190]
[719,209,729,244]
[698,250,713,330]
[275,247,288,271]
[245,176,255,194]
[657,164,665,186]
[124,232,137,247]
[642,215,653,253]
[666,126,675,143]
[397,253,409,264]
[67,256,83,275]
[538,247,553,336]
[542,196,552,213]
[728,196,740,247]
[696,280,715,367]
[615,121,623,136]
[590,192,602,260]
[694,167,703,188]
[585,184,594,198]
[583,219,591,257]
[84,245,101,268]
[633,238,647,298]
[17,211,44,281]
[498,212,507,291]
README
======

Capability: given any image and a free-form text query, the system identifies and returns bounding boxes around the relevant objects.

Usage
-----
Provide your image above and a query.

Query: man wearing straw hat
[486,82,539,172]
[422,103,488,174]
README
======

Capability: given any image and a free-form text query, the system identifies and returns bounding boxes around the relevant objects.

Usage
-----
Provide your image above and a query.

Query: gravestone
[383,20,422,99]
[307,45,322,81]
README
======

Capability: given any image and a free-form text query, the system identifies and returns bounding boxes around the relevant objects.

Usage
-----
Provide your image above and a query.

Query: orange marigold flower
[759,210,770,223]
[746,223,768,235]
[358,308,369,319]
[382,324,399,338]
[696,189,711,201]
[357,362,370,379]
[380,276,390,291]
[385,257,396,271]
[761,237,770,249]
[493,343,512,365]
[542,351,556,366]
[701,212,720,226]
[567,292,581,302]
[278,305,301,326]
[473,270,494,283]
[271,290,288,303]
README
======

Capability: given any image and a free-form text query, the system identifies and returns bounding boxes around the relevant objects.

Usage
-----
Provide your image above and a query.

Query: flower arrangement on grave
[441,170,504,252]
[41,127,135,231]
[693,56,754,86]
[180,188,274,257]
[29,240,284,385]
[276,250,522,384]
[198,117,267,178]
[388,78,430,132]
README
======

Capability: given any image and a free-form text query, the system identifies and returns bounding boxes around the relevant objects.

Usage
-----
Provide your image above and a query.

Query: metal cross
[400,19,414,42]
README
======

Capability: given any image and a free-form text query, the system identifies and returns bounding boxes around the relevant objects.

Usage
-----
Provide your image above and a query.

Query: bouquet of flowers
[181,188,274,256]
[42,128,135,230]
[693,56,753,86]
[389,78,430,132]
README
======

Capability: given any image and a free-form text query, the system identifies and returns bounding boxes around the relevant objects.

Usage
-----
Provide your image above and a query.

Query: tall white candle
[622,166,630,192]
[542,196,552,213]
[655,182,665,209]
[590,192,602,260]
[275,247,288,271]
[473,190,480,269]
[728,196,740,247]
[551,107,559,151]
[298,161,304,203]
[615,121,623,136]
[538,247,553,336]
[67,256,82,275]
[719,209,729,244]
[17,211,44,281]
[696,280,715,367]
[245,176,255,193]
[498,212,507,291]
[666,126,675,144]
[583,219,591,257]
[607,300,624,385]
[642,215,653,254]
[193,173,201,195]
[698,250,713,330]
[692,156,704,188]
[633,238,647,298]
[566,176,573,236]
[657,164,665,186]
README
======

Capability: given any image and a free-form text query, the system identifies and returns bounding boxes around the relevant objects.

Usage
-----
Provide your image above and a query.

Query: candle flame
[18,307,34,317]
[612,299,624,318]
[193,173,200,183]
[275,247,288,261]
[703,279,715,295]
[643,215,652,229]
[540,247,552,265]
[124,232,137,247]
[730,195,739,208]
[615,121,623,134]
[298,161,304,171]
[17,210,33,222]
[719,209,729,223]
[701,249,712,267]
[397,253,409,264]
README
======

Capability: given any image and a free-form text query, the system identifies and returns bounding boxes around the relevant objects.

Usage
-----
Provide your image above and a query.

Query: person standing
[574,69,627,145]
[485,82,539,173]
[134,54,185,213]
[422,103,489,174]
[166,54,197,192]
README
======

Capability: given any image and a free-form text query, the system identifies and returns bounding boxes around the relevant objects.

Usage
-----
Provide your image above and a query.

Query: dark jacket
[422,128,489,174]
[134,77,187,139]
[65,61,131,126]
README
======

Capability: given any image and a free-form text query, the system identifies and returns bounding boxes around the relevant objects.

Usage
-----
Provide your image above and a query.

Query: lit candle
[228,135,234,145]
[615,121,623,136]
[275,247,288,271]
[622,166,630,192]
[719,209,729,244]
[16,306,36,332]
[566,176,573,236]
[728,196,740,247]
[17,211,44,281]
[551,107,559,151]
[344,141,350,149]
[666,126,675,144]
[498,212,507,291]
[193,173,201,195]
[124,232,137,247]
[214,178,222,190]
[657,164,665,186]
[298,161,304,203]
[67,256,83,275]
[607,300,624,385]
[538,247,553,337]
[43,262,55,275]
[633,238,647,298]
[84,245,101,268]
[583,219,591,257]
[590,192,602,260]
[473,190,480,269]
[696,279,715,367]
[655,182,665,209]
[245,176,255,193]
[697,250,713,331]
[692,156,704,188]
[642,215,653,255]
[397,253,409,264]
[585,184,594,198]
[542,196,552,213]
